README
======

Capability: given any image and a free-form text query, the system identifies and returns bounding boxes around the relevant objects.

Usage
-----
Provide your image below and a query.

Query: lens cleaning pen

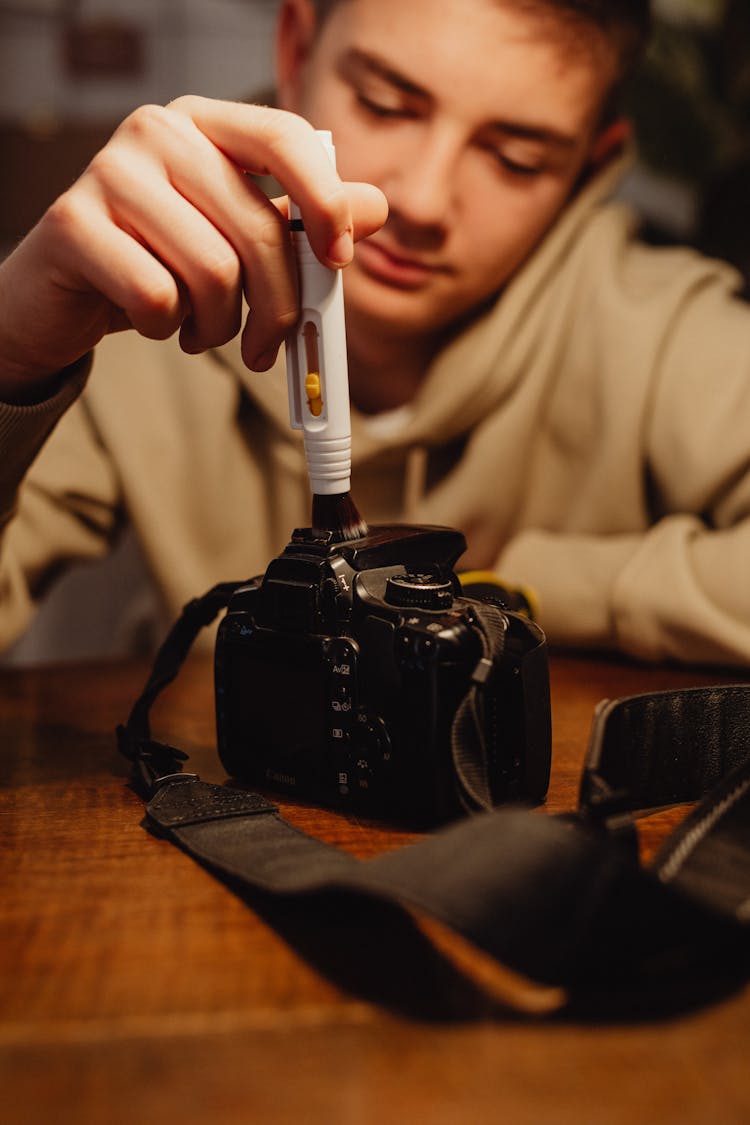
[285,129,367,540]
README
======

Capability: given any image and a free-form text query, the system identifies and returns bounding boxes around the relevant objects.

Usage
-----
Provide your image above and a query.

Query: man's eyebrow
[485,120,578,149]
[339,48,431,100]
[340,48,578,149]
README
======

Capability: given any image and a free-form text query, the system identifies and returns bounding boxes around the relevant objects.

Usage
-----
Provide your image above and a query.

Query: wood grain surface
[1,652,748,1125]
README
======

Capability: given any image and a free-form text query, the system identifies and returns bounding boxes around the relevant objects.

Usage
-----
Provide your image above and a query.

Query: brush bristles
[312,492,369,542]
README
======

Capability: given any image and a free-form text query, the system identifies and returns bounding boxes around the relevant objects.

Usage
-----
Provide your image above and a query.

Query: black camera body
[215,524,551,824]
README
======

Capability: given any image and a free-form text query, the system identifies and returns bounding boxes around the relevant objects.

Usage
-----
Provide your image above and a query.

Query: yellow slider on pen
[305,371,323,416]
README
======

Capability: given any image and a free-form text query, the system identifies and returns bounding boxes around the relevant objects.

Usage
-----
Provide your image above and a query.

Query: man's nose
[383,131,459,231]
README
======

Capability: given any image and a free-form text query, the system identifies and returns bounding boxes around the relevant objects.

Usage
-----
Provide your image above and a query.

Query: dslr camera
[215,524,551,824]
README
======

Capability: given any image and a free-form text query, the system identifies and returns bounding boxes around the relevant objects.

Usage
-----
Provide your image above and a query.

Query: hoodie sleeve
[496,520,750,666]
[0,355,91,528]
[496,257,750,667]
[0,355,122,650]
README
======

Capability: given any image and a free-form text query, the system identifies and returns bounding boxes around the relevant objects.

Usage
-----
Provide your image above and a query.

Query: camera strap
[117,584,750,1008]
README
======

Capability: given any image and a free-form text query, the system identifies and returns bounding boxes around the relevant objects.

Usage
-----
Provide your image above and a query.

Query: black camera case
[215,524,551,824]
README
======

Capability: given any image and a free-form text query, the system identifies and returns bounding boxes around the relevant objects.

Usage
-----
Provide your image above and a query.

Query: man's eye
[479,140,545,177]
[356,93,409,119]
[499,155,543,177]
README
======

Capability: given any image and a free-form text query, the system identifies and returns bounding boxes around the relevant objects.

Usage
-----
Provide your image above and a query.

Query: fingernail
[251,348,278,372]
[328,229,353,266]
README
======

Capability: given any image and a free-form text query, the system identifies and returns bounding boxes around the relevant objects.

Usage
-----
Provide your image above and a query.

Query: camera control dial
[384,572,454,610]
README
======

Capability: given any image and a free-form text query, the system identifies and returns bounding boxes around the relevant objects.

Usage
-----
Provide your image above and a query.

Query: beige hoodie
[1,154,749,664]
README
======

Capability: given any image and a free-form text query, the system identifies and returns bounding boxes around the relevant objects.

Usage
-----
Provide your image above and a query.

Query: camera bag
[118,582,750,1015]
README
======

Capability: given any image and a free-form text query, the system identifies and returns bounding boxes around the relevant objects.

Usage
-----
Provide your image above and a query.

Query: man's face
[280,0,618,344]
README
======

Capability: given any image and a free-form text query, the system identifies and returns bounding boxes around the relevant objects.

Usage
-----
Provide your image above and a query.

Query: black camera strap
[450,601,510,814]
[117,584,750,1007]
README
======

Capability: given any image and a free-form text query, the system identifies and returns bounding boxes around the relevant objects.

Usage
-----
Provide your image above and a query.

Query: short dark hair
[524,0,651,79]
[311,0,651,80]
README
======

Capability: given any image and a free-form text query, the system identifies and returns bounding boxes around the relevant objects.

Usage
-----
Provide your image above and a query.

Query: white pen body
[285,132,352,496]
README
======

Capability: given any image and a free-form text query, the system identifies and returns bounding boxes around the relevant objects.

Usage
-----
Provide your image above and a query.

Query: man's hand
[0,98,387,403]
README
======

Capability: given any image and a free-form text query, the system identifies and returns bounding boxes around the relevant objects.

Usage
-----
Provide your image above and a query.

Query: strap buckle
[117,725,198,797]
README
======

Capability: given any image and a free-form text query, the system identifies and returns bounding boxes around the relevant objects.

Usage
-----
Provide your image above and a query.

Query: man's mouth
[354,237,452,289]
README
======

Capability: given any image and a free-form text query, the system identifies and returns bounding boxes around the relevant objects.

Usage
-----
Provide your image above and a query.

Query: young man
[0,0,748,665]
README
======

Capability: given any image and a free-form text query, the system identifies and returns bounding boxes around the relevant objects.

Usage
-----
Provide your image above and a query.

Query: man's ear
[588,117,632,170]
[276,0,319,111]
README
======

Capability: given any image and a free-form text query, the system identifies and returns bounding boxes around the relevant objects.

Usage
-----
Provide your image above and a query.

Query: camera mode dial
[385,571,454,611]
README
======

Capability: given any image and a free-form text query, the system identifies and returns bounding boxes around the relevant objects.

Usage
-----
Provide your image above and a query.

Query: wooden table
[1,653,749,1124]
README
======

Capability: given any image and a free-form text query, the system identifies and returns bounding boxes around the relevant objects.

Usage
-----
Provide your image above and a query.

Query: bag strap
[144,779,629,989]
[580,686,750,924]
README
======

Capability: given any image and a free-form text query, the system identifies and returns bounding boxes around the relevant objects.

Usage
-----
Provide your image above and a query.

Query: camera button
[331,639,357,669]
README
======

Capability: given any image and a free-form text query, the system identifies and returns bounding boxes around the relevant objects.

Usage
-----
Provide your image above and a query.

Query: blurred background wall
[623,0,750,281]
[1,0,280,256]
[0,0,749,662]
